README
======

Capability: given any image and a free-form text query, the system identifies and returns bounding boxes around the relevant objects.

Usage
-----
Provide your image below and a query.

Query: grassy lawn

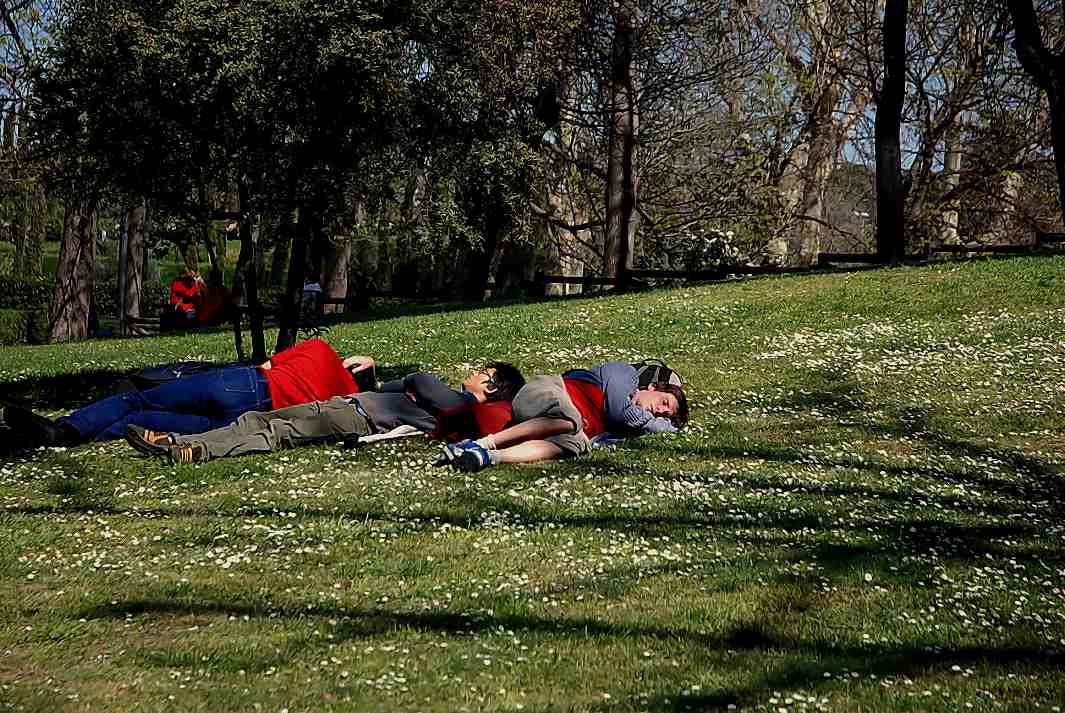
[1,256,1064,712]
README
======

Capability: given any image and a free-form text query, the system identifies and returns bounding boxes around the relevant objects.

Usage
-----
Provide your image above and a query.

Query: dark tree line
[2,0,1064,349]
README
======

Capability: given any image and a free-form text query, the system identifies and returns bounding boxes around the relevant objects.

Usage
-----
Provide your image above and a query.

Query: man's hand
[343,355,375,372]
[259,360,272,370]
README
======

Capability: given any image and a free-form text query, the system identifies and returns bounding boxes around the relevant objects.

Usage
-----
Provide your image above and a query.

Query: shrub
[0,308,49,345]
[0,277,53,311]
[94,279,174,317]
[0,277,173,320]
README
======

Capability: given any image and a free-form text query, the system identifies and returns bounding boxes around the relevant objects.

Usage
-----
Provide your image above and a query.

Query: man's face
[462,367,498,402]
[632,385,679,418]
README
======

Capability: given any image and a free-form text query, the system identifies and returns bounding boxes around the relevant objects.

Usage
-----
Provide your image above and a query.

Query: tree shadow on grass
[75,590,1065,711]
[0,367,132,411]
[11,486,1061,572]
[640,375,1064,514]
[0,361,422,435]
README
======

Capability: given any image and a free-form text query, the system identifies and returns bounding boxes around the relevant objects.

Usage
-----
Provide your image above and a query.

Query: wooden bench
[122,297,351,337]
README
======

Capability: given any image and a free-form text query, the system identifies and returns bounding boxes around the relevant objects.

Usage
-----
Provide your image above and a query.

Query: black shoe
[125,424,174,458]
[434,440,475,468]
[454,447,492,473]
[0,404,79,447]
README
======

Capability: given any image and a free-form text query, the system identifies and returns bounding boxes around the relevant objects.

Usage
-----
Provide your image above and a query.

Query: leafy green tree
[36,0,419,354]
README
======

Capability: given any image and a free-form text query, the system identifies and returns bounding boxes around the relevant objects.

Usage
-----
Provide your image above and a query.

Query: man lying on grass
[2,338,373,449]
[436,361,688,472]
[124,362,525,464]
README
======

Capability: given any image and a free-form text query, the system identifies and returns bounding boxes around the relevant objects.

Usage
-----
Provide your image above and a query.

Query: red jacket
[170,276,202,314]
[261,338,357,409]
[563,378,608,437]
[433,400,514,442]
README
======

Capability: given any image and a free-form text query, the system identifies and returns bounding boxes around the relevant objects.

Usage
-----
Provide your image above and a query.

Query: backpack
[117,361,246,393]
[632,359,682,389]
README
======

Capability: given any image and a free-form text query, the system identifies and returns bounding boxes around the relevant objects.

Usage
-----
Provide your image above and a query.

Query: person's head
[632,382,689,429]
[462,361,526,403]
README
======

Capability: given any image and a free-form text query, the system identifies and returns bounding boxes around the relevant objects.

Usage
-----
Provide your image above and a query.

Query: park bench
[122,297,349,337]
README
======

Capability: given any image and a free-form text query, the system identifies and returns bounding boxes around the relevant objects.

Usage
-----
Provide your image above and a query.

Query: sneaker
[167,442,208,465]
[125,424,174,458]
[433,439,475,468]
[453,442,492,473]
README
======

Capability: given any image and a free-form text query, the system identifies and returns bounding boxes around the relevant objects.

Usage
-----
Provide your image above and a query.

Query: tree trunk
[49,197,98,343]
[322,238,351,313]
[2,107,15,150]
[15,180,44,277]
[269,208,293,288]
[875,0,909,264]
[603,0,638,286]
[771,0,851,266]
[181,240,200,272]
[235,180,266,363]
[124,199,147,329]
[200,222,219,276]
[941,126,962,245]
[195,180,221,276]
[778,83,845,265]
[989,170,1023,242]
[1007,0,1065,229]
[275,202,315,353]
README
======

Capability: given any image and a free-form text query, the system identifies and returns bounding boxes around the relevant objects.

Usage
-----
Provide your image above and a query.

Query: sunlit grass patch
[2,256,1065,710]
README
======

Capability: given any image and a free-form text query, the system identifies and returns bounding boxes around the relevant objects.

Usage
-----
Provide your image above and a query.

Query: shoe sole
[125,427,169,458]
[433,445,459,468]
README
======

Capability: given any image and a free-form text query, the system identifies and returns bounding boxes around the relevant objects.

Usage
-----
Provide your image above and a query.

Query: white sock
[487,449,504,465]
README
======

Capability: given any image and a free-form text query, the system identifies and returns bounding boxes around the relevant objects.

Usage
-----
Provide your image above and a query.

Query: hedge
[0,278,53,311]
[0,277,171,317]
[0,308,49,345]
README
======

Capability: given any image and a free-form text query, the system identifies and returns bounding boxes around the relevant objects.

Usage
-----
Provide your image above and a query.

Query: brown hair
[483,361,526,402]
[654,382,689,430]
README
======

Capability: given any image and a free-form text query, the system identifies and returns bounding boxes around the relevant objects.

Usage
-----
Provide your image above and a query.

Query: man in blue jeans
[3,338,369,448]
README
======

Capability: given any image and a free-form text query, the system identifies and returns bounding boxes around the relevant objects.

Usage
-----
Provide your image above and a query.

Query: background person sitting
[194,268,232,326]
[164,268,204,329]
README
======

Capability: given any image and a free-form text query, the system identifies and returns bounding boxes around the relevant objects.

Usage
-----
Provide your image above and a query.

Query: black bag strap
[632,359,681,389]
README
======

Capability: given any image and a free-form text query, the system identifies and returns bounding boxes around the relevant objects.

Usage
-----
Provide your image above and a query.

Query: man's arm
[402,372,472,415]
[597,362,656,431]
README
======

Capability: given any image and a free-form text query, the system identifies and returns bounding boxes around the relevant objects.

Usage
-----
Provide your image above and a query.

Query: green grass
[2,256,1065,711]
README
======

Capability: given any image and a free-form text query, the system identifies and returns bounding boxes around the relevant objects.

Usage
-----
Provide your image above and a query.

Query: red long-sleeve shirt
[260,338,357,409]
[170,276,202,314]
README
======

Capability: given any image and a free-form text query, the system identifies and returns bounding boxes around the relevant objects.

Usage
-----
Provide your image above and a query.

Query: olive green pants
[176,397,371,460]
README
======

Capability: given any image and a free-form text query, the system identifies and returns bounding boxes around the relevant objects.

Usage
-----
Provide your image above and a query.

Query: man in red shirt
[5,339,372,445]
[168,270,203,326]
[123,363,526,464]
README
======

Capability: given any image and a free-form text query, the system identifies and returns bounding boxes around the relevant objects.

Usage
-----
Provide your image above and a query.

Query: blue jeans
[60,366,272,442]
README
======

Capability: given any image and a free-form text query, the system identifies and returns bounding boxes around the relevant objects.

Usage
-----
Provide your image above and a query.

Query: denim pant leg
[60,366,272,441]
